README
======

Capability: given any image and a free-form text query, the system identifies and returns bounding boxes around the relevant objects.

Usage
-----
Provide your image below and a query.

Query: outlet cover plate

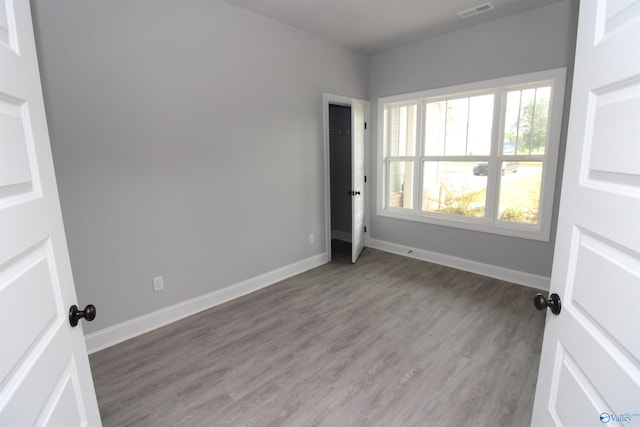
[153,276,164,291]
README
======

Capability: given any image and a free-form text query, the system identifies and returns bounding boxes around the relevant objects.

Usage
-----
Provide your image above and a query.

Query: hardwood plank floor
[89,242,546,426]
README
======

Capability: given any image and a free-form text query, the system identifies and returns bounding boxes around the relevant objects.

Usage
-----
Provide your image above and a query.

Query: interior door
[531,1,640,425]
[351,99,365,263]
[0,0,102,425]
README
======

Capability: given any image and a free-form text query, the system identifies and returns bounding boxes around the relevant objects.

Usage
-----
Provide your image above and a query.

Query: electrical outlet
[309,233,314,244]
[152,276,164,292]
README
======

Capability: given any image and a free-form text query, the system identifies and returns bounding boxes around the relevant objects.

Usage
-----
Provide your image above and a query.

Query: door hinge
[364,122,367,130]
[364,175,367,183]
[364,226,367,232]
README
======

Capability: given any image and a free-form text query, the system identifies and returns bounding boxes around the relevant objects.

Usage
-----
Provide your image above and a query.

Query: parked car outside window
[473,161,519,176]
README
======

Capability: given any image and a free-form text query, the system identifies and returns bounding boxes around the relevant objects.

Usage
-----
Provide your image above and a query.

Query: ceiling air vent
[458,2,495,18]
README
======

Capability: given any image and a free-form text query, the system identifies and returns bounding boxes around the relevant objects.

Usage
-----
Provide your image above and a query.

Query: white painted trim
[367,238,550,291]
[85,253,328,354]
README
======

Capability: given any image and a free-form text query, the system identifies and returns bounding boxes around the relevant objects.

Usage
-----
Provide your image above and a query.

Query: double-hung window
[379,69,566,241]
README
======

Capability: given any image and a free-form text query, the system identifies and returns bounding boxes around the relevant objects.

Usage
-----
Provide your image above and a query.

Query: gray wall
[32,0,578,335]
[368,0,579,277]
[329,105,352,237]
[31,0,367,333]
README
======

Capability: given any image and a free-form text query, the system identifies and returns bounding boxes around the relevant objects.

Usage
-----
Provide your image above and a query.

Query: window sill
[377,207,551,242]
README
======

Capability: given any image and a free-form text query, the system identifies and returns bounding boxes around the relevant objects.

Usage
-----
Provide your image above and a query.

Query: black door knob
[69,304,97,327]
[533,293,561,315]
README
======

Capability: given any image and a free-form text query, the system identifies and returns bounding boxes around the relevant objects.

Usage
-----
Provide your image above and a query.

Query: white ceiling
[223,0,564,54]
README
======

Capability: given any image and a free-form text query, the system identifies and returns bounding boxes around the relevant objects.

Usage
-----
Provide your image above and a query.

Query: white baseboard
[331,230,352,243]
[367,238,550,291]
[85,253,328,354]
[86,242,549,353]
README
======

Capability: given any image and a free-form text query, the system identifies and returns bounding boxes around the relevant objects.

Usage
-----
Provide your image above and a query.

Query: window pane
[424,101,446,156]
[444,98,468,156]
[531,87,550,154]
[503,86,551,155]
[386,104,417,157]
[467,94,494,156]
[498,161,543,224]
[517,89,536,154]
[422,161,487,218]
[503,91,521,153]
[388,161,414,209]
[426,95,494,156]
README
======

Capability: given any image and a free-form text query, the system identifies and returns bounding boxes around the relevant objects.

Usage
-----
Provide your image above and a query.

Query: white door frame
[322,93,370,262]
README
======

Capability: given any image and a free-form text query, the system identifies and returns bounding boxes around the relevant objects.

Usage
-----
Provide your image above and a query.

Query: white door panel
[531,0,640,425]
[0,0,101,425]
[351,99,365,263]
[1,243,59,382]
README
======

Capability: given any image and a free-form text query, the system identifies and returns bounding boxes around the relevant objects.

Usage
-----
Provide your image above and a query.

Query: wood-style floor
[89,241,546,426]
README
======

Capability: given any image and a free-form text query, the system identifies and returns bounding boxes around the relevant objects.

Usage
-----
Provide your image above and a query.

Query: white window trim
[377,68,567,241]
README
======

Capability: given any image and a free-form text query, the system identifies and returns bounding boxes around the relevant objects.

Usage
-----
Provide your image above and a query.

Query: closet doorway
[323,94,367,264]
[329,104,353,253]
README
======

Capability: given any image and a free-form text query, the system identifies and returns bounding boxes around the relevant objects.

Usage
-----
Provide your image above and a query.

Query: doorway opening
[328,104,353,261]
[323,93,367,264]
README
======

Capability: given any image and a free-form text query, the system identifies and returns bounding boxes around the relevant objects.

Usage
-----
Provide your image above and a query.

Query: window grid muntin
[383,100,420,211]
[504,85,552,156]
[420,91,497,220]
[383,78,557,227]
